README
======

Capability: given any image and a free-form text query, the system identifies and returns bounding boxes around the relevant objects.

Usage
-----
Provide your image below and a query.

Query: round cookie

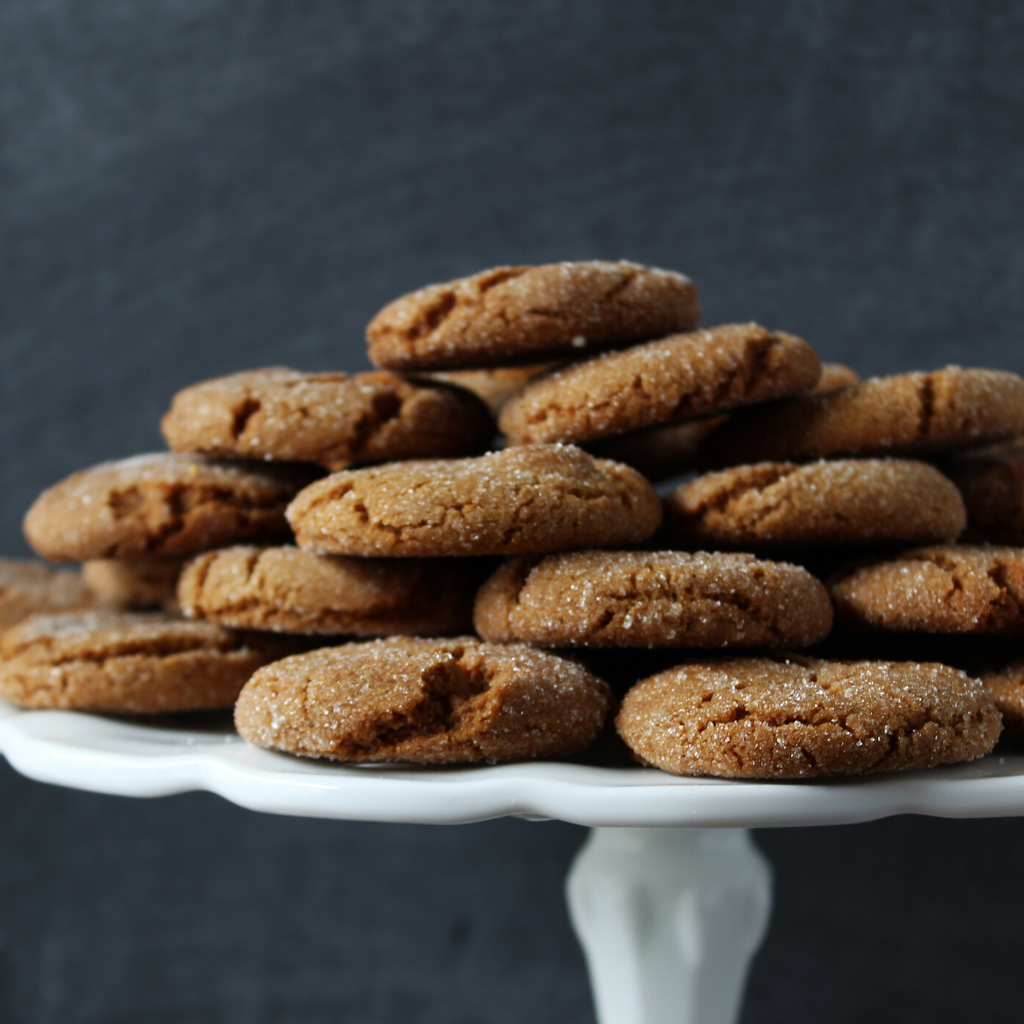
[0,559,96,631]
[979,658,1024,738]
[473,550,833,648]
[24,453,317,562]
[814,362,862,393]
[702,367,1024,467]
[234,636,614,764]
[829,545,1024,634]
[178,545,482,636]
[665,459,966,549]
[498,323,821,446]
[286,443,662,557]
[367,261,701,371]
[615,656,1001,778]
[944,439,1024,544]
[428,364,553,416]
[83,556,185,611]
[0,610,294,712]
[161,367,494,470]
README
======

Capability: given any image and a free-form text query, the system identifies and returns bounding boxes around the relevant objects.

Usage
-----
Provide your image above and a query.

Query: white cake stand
[3,698,1023,1024]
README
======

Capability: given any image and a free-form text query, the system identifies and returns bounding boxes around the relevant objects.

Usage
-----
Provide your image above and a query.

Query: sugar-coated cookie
[234,636,614,764]
[665,459,966,549]
[24,453,316,561]
[616,655,1001,778]
[944,439,1024,544]
[83,556,185,611]
[161,367,494,470]
[367,261,700,370]
[286,444,662,557]
[829,545,1024,633]
[979,658,1024,738]
[178,545,482,636]
[703,367,1024,466]
[428,364,553,416]
[473,550,833,648]
[0,610,295,712]
[0,559,96,630]
[499,323,821,446]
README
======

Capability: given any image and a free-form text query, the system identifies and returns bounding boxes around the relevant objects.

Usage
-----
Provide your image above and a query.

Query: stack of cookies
[3,259,1022,781]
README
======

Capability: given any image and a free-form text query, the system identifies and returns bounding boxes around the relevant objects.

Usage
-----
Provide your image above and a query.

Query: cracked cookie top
[366,261,701,371]
[285,443,662,557]
[615,655,1001,778]
[829,544,1024,634]
[160,367,495,470]
[702,367,1024,466]
[177,545,483,636]
[234,636,614,764]
[23,453,318,561]
[498,323,821,446]
[473,550,833,648]
[665,459,966,549]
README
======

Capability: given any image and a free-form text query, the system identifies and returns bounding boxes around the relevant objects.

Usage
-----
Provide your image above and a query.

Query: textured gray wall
[2,2,1024,1022]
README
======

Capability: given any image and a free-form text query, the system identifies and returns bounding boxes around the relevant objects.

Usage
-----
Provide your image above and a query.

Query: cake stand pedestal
[3,700,1023,1024]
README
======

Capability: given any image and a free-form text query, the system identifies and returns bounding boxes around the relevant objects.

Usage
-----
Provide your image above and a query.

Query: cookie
[286,443,662,557]
[23,453,317,562]
[944,439,1024,544]
[161,367,494,470]
[665,459,966,549]
[585,362,861,482]
[0,559,96,631]
[428,364,553,416]
[234,636,614,764]
[83,557,185,611]
[703,367,1024,467]
[0,610,293,712]
[615,655,1001,778]
[178,545,482,636]
[829,545,1024,633]
[979,658,1024,738]
[499,323,821,446]
[367,261,700,371]
[473,550,833,648]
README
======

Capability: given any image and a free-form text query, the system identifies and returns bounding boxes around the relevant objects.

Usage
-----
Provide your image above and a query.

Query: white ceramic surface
[3,699,1024,827]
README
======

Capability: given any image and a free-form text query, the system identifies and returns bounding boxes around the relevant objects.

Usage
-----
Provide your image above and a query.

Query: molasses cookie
[24,453,317,561]
[161,367,494,470]
[473,550,833,648]
[499,323,821,446]
[0,610,292,712]
[234,636,614,764]
[703,367,1024,467]
[979,658,1024,738]
[367,261,700,370]
[0,559,96,631]
[665,459,966,549]
[944,439,1024,544]
[83,557,185,611]
[286,444,662,557]
[829,545,1024,633]
[428,364,553,416]
[178,545,481,636]
[615,655,1001,778]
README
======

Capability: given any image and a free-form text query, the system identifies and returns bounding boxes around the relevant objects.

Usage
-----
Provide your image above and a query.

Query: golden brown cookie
[829,545,1024,633]
[428,364,553,416]
[703,367,1024,467]
[473,550,833,648]
[286,444,662,557]
[234,636,614,764]
[665,459,966,549]
[24,453,317,562]
[83,557,185,611]
[367,261,700,371]
[615,655,1001,778]
[161,367,494,470]
[0,610,292,712]
[498,323,821,446]
[979,658,1024,738]
[815,362,862,392]
[177,545,482,636]
[0,559,96,631]
[944,439,1024,544]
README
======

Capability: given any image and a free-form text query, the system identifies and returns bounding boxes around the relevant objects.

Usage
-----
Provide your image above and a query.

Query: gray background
[2,2,1023,1021]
